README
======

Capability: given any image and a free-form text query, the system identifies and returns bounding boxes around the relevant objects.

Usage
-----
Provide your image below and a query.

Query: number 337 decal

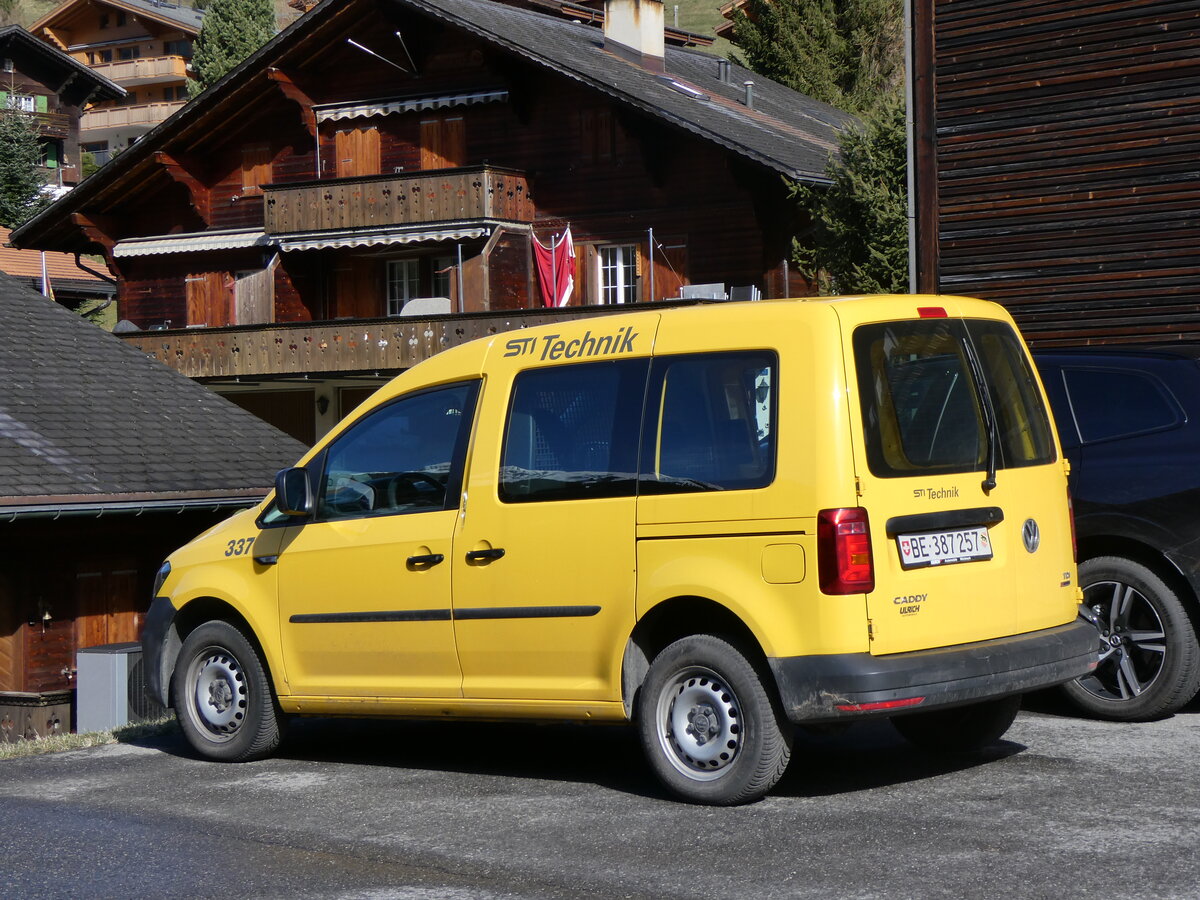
[225,537,255,557]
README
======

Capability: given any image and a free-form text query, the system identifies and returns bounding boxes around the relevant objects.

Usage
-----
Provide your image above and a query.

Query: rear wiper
[961,335,998,492]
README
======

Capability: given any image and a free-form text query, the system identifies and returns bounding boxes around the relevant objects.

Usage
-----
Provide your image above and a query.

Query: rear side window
[499,359,648,502]
[855,319,1054,478]
[1062,368,1182,443]
[641,352,776,494]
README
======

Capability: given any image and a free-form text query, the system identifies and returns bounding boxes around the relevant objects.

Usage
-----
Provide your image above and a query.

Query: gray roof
[408,0,852,181]
[120,0,203,32]
[0,275,306,507]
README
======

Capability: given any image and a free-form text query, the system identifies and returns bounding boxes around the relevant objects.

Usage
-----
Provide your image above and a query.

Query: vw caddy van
[144,295,1096,805]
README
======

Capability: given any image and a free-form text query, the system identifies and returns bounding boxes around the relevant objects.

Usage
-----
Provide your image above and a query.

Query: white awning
[113,229,268,258]
[278,225,491,253]
[314,90,508,123]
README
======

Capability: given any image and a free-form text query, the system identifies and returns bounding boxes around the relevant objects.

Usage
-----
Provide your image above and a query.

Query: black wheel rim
[1077,580,1167,702]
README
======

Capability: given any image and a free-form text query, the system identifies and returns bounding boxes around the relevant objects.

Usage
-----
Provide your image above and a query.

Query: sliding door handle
[465,548,505,562]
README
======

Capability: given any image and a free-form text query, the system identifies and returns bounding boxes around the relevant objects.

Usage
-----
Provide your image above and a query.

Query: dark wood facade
[913,0,1200,345]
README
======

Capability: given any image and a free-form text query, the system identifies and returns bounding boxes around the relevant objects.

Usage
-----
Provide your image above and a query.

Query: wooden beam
[153,152,211,225]
[266,68,318,140]
[70,213,118,268]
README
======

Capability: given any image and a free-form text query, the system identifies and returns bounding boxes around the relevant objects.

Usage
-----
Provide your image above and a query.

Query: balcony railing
[263,166,534,235]
[82,100,186,131]
[89,55,189,85]
[119,305,648,379]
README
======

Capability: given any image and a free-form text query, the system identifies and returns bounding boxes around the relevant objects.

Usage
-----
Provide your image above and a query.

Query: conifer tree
[732,0,908,293]
[188,0,275,97]
[0,106,51,228]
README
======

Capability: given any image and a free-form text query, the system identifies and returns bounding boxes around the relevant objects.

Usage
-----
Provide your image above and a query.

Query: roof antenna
[346,38,408,73]
[394,31,418,75]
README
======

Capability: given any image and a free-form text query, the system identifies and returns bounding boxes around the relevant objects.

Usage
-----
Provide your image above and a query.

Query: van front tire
[637,634,792,805]
[173,620,283,762]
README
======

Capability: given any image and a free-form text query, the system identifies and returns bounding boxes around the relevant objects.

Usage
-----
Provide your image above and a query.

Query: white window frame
[386,259,421,315]
[7,94,35,112]
[598,244,638,305]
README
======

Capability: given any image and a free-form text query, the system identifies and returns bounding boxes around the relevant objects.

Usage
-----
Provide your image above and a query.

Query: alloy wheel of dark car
[1064,556,1200,721]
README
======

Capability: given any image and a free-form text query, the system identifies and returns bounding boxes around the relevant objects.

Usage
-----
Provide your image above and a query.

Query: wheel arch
[620,595,771,718]
[1078,535,1200,627]
[161,596,281,709]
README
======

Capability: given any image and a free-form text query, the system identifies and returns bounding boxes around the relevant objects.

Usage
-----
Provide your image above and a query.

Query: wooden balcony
[263,166,533,235]
[90,55,189,86]
[118,305,644,380]
[82,100,185,132]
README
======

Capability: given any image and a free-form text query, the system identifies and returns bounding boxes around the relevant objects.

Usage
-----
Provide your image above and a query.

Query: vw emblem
[1022,518,1040,554]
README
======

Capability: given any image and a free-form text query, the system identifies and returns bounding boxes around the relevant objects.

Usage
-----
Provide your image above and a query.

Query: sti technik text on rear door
[848,313,1077,655]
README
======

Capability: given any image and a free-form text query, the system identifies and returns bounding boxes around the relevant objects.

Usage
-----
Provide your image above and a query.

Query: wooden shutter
[241,143,273,194]
[652,242,687,302]
[419,116,465,170]
[185,271,232,327]
[334,127,381,178]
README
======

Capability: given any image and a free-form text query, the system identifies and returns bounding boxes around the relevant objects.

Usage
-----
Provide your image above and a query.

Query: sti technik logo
[912,485,961,501]
[504,326,639,361]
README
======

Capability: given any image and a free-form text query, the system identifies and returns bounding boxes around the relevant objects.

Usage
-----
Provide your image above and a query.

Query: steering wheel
[385,471,445,509]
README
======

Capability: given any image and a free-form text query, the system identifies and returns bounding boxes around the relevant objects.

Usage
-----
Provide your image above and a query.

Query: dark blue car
[1035,348,1200,720]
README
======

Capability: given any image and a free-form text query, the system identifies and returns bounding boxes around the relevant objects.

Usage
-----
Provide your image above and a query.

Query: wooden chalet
[0,26,124,189]
[11,0,852,442]
[29,0,202,166]
[910,0,1200,345]
[0,274,306,741]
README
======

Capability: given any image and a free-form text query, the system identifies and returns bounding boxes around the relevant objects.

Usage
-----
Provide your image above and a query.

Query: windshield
[854,318,1055,478]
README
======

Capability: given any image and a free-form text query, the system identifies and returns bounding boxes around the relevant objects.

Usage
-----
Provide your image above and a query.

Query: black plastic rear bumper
[769,619,1097,724]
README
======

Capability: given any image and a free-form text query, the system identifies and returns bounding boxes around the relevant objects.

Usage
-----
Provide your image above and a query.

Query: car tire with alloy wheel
[1062,555,1200,721]
[636,634,793,806]
[173,620,284,761]
[890,694,1022,753]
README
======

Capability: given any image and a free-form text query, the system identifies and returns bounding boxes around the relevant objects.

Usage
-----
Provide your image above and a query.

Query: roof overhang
[0,488,268,521]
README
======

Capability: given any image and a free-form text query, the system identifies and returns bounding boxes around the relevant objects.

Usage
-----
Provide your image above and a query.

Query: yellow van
[143,295,1095,805]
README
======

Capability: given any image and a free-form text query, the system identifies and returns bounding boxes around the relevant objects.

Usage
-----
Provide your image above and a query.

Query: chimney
[604,0,665,73]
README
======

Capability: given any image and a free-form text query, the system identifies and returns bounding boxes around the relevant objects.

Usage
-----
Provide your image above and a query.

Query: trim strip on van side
[289,605,601,624]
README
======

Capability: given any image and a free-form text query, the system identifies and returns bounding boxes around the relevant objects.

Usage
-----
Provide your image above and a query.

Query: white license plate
[897,526,992,569]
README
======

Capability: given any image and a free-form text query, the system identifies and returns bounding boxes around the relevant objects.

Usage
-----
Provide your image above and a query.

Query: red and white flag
[533,226,575,308]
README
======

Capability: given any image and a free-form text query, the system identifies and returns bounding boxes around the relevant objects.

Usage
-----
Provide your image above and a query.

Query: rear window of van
[854,319,1054,478]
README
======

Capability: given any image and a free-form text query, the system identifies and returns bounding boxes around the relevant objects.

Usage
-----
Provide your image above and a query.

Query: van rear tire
[173,620,283,762]
[637,634,792,805]
[890,695,1021,753]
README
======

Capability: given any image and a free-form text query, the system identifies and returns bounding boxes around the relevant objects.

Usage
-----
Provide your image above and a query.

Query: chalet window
[99,13,109,27]
[6,93,35,112]
[164,86,187,102]
[164,39,193,57]
[334,126,381,178]
[598,244,639,305]
[386,259,420,315]
[579,108,625,163]
[241,142,273,195]
[117,46,140,61]
[116,11,126,26]
[419,115,465,170]
[99,49,113,63]
[432,254,454,298]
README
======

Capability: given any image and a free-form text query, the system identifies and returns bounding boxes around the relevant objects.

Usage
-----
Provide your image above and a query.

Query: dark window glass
[499,360,648,503]
[855,319,1054,478]
[1063,368,1181,443]
[316,381,478,521]
[641,352,776,494]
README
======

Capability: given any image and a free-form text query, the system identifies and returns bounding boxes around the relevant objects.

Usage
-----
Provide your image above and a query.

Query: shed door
[334,127,381,178]
[419,116,465,169]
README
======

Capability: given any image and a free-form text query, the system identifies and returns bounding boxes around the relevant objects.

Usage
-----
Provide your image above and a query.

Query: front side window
[642,352,777,493]
[500,360,648,503]
[855,319,1054,478]
[599,245,638,304]
[317,381,478,521]
[386,259,421,315]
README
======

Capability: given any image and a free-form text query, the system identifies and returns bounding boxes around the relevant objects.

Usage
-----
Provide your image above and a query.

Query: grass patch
[0,715,177,762]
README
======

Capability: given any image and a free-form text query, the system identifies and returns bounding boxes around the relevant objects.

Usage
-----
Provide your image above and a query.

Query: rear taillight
[818,507,875,594]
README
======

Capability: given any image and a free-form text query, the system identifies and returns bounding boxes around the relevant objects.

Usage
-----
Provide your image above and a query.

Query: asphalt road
[3,695,1198,900]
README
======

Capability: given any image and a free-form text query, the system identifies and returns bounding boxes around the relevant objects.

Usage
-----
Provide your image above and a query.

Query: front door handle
[465,548,506,562]
[407,553,445,567]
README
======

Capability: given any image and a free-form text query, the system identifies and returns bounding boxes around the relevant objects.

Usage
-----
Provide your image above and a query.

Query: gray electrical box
[76,643,164,733]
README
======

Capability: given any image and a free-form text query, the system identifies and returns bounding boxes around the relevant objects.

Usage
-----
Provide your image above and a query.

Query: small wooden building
[910,0,1200,345]
[11,0,852,441]
[0,275,306,740]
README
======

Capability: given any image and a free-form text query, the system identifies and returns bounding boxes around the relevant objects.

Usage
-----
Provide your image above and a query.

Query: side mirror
[274,467,312,516]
